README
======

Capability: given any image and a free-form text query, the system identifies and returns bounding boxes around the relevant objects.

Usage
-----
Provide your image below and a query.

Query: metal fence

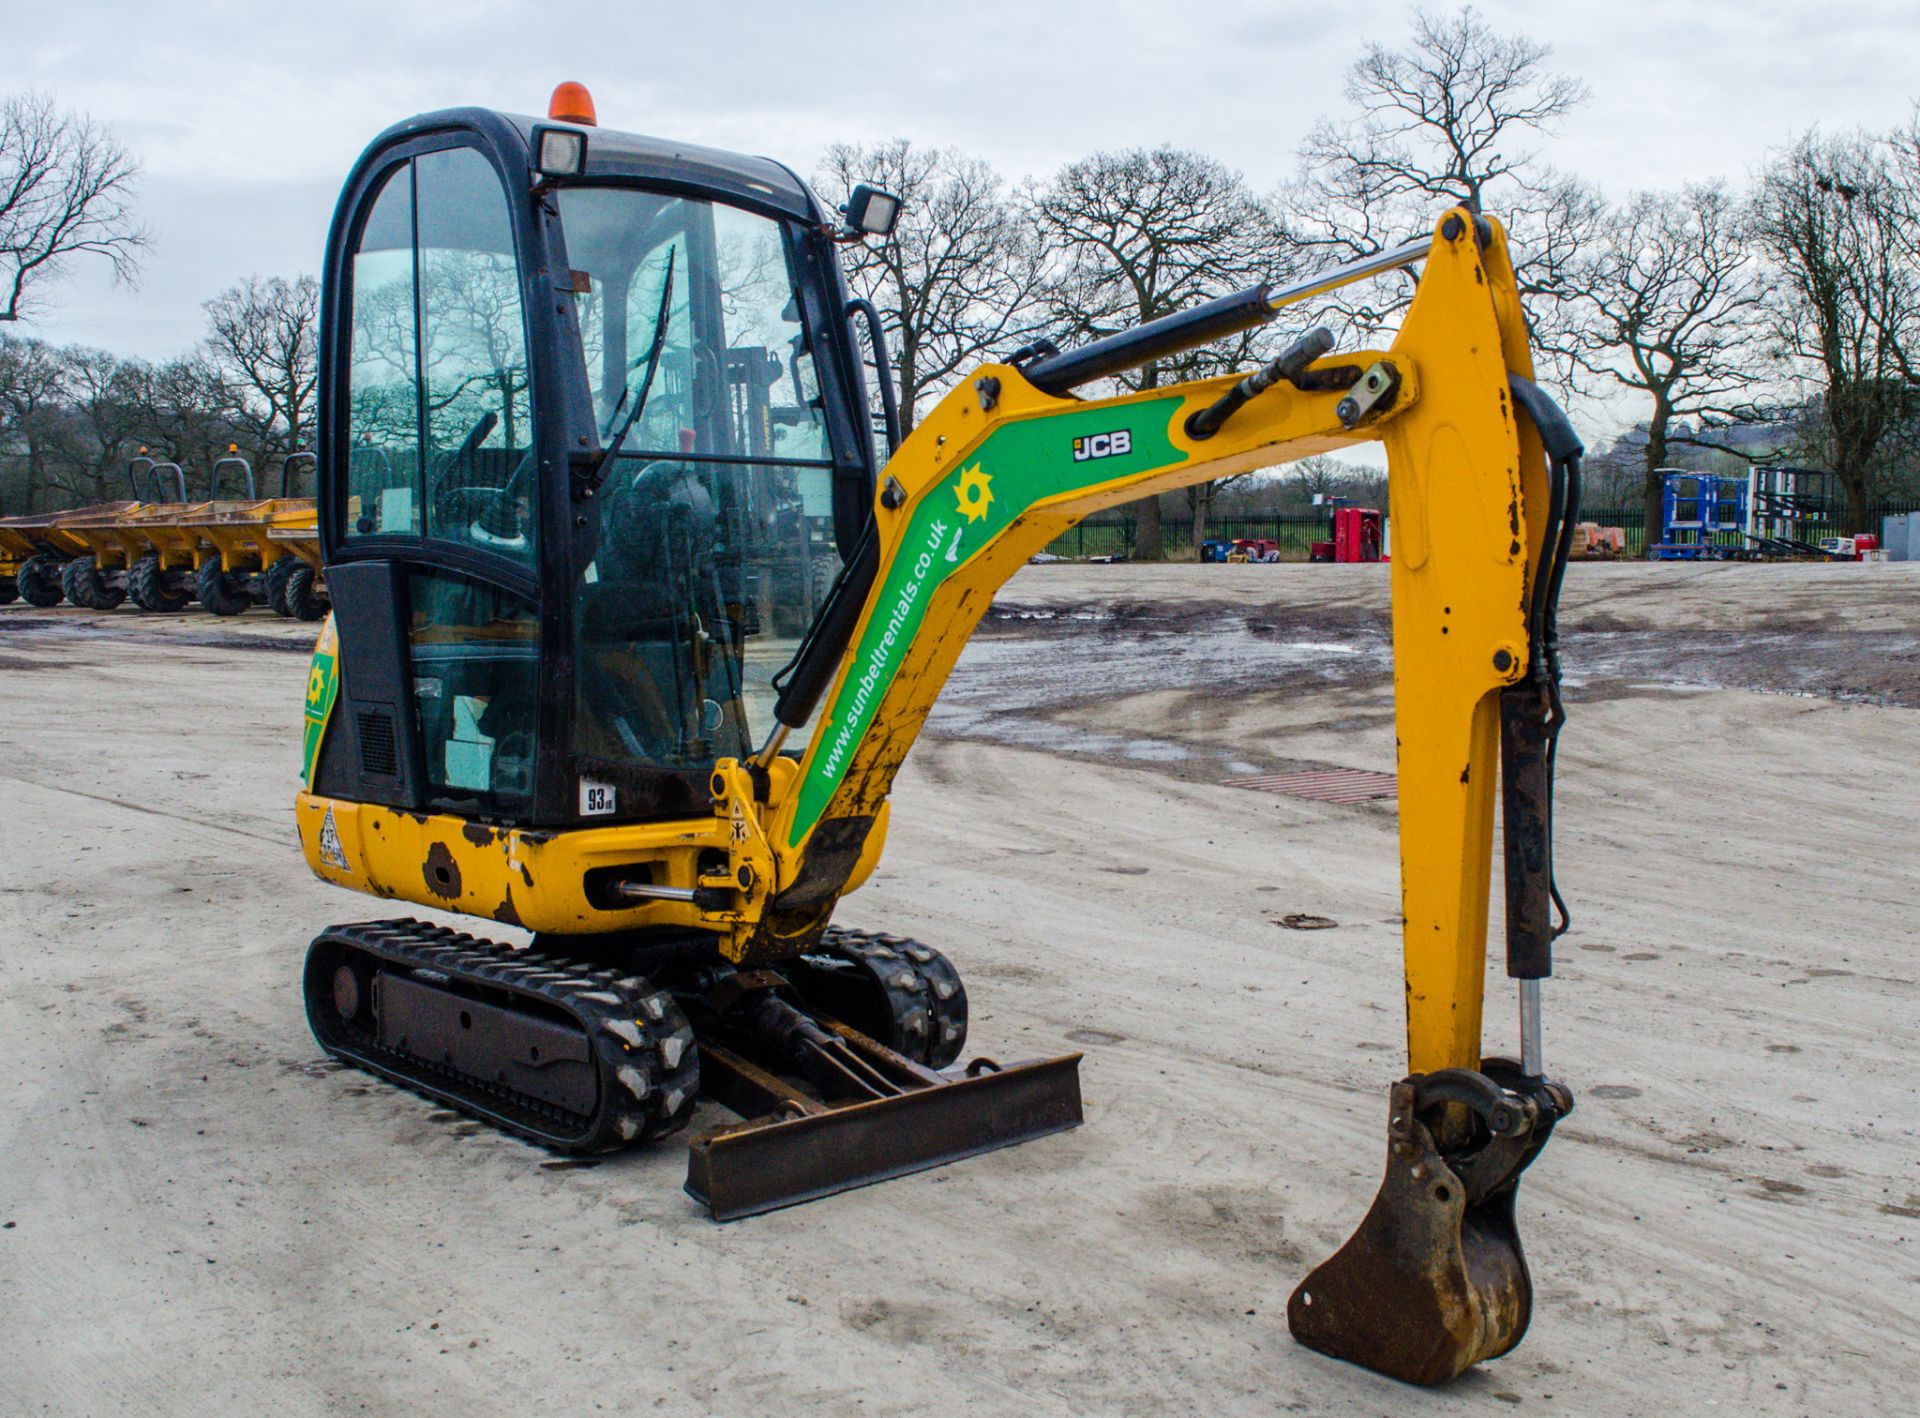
[1044,500,1920,561]
[1046,514,1338,561]
[1607,498,1920,557]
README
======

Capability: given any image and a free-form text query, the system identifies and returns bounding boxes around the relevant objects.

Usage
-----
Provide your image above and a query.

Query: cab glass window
[344,146,535,564]
[346,165,421,536]
[556,188,841,777]
[409,570,539,814]
[416,148,534,563]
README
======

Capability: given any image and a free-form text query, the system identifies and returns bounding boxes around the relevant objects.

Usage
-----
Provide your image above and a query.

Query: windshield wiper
[595,247,678,482]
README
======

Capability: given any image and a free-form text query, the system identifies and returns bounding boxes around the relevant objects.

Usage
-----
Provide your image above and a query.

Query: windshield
[556,186,843,784]
[560,187,831,462]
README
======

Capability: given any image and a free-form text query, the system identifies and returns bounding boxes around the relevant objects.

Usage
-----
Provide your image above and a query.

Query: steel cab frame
[313,107,881,831]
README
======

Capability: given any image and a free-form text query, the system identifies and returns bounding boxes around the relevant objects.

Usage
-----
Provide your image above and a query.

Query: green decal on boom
[789,398,1186,842]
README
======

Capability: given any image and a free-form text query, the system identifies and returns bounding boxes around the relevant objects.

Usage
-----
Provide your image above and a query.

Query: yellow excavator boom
[761,212,1548,1081]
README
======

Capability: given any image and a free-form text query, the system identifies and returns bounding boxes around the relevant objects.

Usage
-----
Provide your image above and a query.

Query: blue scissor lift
[1650,470,1747,560]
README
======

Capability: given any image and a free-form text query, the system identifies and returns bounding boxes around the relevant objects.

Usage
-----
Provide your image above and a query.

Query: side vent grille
[357,710,398,778]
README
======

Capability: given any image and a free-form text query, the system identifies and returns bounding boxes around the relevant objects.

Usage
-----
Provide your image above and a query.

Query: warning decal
[318,805,350,871]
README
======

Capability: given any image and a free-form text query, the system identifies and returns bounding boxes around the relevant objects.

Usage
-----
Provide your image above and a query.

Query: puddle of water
[926,708,1199,763]
[0,613,312,654]
[989,607,1115,624]
[929,609,1391,768]
[1282,641,1368,656]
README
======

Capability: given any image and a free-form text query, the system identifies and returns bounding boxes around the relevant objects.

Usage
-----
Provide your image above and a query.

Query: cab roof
[373,106,828,225]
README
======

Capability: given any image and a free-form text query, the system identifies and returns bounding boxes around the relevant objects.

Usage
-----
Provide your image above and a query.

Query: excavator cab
[298,86,1583,1388]
[314,106,876,828]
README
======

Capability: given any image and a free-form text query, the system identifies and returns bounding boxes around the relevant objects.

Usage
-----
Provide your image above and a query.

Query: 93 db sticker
[579,779,618,816]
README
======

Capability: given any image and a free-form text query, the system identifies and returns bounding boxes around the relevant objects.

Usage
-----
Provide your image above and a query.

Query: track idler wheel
[1287,1066,1573,1386]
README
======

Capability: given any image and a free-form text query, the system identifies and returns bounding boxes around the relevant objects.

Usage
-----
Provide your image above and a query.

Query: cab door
[316,134,551,823]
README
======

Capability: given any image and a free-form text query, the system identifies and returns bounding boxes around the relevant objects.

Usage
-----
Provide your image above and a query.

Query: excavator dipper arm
[751,209,1580,1384]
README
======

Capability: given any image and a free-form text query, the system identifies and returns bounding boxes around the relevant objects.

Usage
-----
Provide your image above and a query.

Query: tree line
[5,8,1919,551]
[825,8,1920,546]
[0,275,316,511]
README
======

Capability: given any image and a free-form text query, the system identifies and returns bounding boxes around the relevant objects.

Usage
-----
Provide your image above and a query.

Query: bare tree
[42,344,143,504]
[0,333,262,514]
[0,339,137,510]
[1278,6,1599,365]
[1753,128,1920,528]
[1578,436,1653,511]
[1031,147,1293,556]
[1283,454,1386,510]
[0,333,70,511]
[818,141,1045,437]
[1574,184,1777,540]
[203,274,320,477]
[1288,455,1350,506]
[0,92,148,322]
[124,354,249,491]
[1881,112,1920,378]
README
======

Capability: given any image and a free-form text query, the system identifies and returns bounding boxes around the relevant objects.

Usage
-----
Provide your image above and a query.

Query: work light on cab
[534,126,587,179]
[840,182,901,238]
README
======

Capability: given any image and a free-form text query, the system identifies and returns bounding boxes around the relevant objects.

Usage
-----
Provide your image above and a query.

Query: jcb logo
[1072,429,1132,462]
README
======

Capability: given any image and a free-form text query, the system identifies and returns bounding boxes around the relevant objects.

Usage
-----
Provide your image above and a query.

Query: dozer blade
[1288,1069,1571,1386]
[687,1047,1082,1220]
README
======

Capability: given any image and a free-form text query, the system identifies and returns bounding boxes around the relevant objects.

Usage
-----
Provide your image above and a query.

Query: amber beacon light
[548,82,597,126]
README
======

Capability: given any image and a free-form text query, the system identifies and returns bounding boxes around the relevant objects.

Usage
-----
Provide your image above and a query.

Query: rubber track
[307,918,699,1153]
[806,926,969,1068]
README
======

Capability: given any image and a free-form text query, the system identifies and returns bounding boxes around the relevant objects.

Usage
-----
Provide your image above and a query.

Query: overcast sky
[8,0,1918,429]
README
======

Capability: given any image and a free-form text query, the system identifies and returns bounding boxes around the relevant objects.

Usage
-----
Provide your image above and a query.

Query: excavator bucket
[1288,1070,1572,1385]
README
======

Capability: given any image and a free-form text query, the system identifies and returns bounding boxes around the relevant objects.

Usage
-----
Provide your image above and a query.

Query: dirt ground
[2,561,1916,1415]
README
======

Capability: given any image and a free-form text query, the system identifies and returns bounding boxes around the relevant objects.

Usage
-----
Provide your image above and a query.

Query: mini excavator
[293,85,1582,1385]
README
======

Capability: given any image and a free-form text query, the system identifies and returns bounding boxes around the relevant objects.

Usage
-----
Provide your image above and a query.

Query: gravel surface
[2,561,1916,1414]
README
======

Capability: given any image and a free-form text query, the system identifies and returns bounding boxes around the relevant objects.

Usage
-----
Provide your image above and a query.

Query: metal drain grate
[1223,768,1397,803]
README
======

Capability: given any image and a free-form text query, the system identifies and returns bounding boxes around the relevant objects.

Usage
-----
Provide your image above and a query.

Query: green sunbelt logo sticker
[788,399,1186,843]
[302,644,339,786]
